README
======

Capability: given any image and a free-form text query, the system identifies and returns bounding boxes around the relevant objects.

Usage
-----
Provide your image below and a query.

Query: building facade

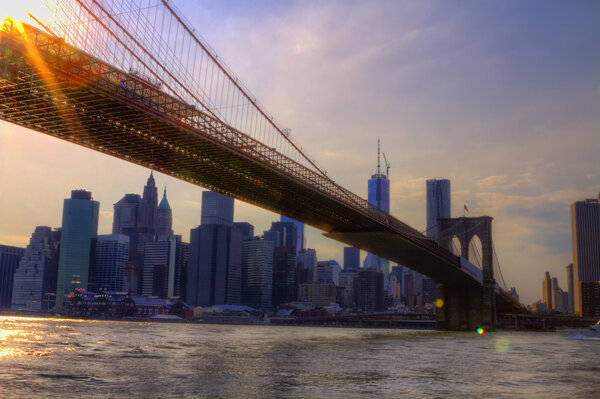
[55,190,99,309]
[343,247,360,271]
[94,234,130,292]
[356,268,384,313]
[142,235,187,299]
[155,188,174,236]
[241,238,273,309]
[280,216,305,255]
[187,224,243,306]
[426,179,451,240]
[571,196,600,315]
[139,172,158,235]
[0,244,25,308]
[112,193,141,234]
[201,191,234,226]
[11,227,60,312]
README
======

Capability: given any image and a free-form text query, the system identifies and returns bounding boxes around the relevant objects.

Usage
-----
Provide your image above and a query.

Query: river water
[0,316,598,398]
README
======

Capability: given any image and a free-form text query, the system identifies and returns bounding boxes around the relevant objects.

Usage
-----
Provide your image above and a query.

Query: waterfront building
[281,215,305,255]
[426,179,451,240]
[187,224,243,306]
[155,188,173,236]
[241,238,274,309]
[55,190,99,309]
[11,227,60,312]
[566,263,574,314]
[356,268,384,313]
[201,191,234,226]
[0,244,26,308]
[298,282,335,308]
[139,172,158,235]
[93,234,129,292]
[571,196,600,315]
[343,247,360,271]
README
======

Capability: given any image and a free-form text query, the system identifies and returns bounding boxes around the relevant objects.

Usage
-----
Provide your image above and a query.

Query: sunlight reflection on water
[0,316,598,398]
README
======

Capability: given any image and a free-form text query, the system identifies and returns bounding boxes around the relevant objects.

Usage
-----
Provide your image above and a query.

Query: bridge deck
[0,20,490,287]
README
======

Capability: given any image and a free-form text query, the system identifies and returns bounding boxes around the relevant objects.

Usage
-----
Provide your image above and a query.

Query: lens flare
[476,327,485,335]
[435,299,444,308]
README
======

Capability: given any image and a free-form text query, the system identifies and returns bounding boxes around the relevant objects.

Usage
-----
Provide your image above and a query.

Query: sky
[1,1,599,305]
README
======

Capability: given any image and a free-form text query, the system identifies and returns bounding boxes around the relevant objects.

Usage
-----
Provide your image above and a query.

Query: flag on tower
[464,204,469,213]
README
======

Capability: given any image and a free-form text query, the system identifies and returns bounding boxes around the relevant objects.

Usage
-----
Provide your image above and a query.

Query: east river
[0,316,599,398]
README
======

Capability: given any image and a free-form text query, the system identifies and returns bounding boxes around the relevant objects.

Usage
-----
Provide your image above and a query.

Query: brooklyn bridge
[0,0,520,330]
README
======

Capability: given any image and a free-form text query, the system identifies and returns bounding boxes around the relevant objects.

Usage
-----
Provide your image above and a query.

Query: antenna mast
[377,138,381,175]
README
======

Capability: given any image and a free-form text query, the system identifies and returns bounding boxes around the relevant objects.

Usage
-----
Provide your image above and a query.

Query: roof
[158,188,171,210]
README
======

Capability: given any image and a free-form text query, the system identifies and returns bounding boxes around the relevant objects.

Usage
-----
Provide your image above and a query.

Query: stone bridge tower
[435,216,496,330]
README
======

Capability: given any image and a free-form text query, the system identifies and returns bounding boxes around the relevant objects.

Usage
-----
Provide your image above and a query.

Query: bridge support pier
[435,283,496,331]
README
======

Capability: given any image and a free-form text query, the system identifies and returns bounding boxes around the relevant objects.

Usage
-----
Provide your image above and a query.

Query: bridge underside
[325,231,474,285]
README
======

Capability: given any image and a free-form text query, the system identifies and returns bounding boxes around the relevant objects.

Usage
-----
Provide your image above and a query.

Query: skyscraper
[141,234,187,299]
[272,246,296,306]
[543,271,552,309]
[139,172,158,234]
[55,190,99,309]
[365,140,391,274]
[12,226,60,312]
[267,221,298,250]
[93,234,130,292]
[356,268,384,313]
[343,247,360,271]
[201,191,234,226]
[426,179,451,241]
[566,263,574,314]
[280,215,305,255]
[0,244,25,308]
[112,193,141,234]
[156,188,174,236]
[571,196,600,315]
[241,238,274,309]
[187,219,243,307]
[297,248,317,282]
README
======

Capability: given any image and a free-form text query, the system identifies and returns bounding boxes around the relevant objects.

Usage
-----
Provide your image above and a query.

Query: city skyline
[1,1,599,305]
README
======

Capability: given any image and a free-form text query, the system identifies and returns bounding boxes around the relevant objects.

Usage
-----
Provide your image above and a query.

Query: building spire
[158,186,171,210]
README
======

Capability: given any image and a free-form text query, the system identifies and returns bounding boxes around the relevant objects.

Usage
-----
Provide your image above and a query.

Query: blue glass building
[365,142,390,274]
[55,190,99,309]
[94,234,130,292]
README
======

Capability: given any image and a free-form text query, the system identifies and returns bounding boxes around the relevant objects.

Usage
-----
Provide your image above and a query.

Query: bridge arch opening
[468,234,483,269]
[450,236,462,257]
